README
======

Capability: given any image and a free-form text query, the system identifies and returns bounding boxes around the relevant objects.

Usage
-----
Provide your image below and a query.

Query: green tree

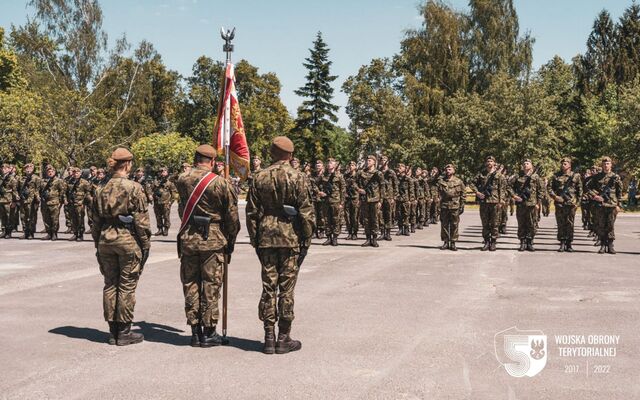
[0,27,26,91]
[131,132,198,171]
[615,3,640,85]
[580,10,617,96]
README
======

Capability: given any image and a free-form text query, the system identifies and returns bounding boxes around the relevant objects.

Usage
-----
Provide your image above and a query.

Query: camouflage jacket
[151,177,177,204]
[356,168,384,203]
[421,177,432,201]
[382,168,399,200]
[0,173,19,204]
[468,170,507,204]
[18,174,42,204]
[428,174,440,198]
[344,171,360,200]
[246,160,315,248]
[586,171,623,208]
[133,176,153,203]
[437,175,465,210]
[320,171,345,204]
[176,165,240,254]
[309,172,323,203]
[413,177,424,200]
[91,172,151,253]
[65,177,92,206]
[548,171,582,207]
[509,172,544,207]
[397,174,414,203]
[39,176,66,206]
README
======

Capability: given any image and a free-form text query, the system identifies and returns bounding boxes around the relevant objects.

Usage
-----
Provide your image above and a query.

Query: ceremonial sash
[178,172,218,235]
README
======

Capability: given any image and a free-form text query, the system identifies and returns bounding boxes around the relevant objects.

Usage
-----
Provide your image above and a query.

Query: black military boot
[489,239,497,252]
[526,238,535,252]
[352,231,358,240]
[200,326,223,347]
[384,229,392,241]
[481,240,490,251]
[163,227,169,236]
[598,239,607,254]
[361,235,371,247]
[558,240,565,252]
[189,324,202,347]
[52,232,58,241]
[518,240,526,252]
[68,233,78,241]
[263,326,276,354]
[416,222,423,230]
[116,323,144,346]
[154,229,163,236]
[275,323,301,354]
[5,228,12,239]
[564,241,573,252]
[22,229,31,240]
[396,226,404,236]
[42,231,52,241]
[331,234,338,246]
[424,220,430,228]
[322,234,332,246]
[370,234,379,248]
[403,225,410,236]
[607,240,616,254]
[76,231,84,241]
[108,321,118,345]
[440,241,449,250]
[449,241,457,251]
[410,223,416,233]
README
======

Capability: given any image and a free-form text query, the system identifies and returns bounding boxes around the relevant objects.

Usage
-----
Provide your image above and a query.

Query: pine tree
[581,10,617,96]
[293,32,339,160]
[615,2,640,85]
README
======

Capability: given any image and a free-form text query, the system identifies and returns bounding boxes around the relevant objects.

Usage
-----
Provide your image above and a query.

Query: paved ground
[1,205,639,399]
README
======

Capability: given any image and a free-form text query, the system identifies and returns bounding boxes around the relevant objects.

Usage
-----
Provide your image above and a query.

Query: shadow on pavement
[224,336,264,352]
[135,321,187,346]
[49,326,109,343]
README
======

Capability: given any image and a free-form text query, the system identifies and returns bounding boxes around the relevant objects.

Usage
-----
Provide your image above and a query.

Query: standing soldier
[380,155,398,240]
[18,163,42,239]
[414,167,426,230]
[541,177,551,217]
[428,167,441,224]
[586,156,623,254]
[63,167,74,234]
[497,165,510,234]
[344,161,360,240]
[469,156,506,251]
[92,148,151,346]
[39,165,65,241]
[151,167,177,236]
[407,167,418,233]
[357,155,384,247]
[319,158,345,246]
[132,168,153,205]
[548,157,582,252]
[246,136,315,355]
[290,157,300,171]
[252,156,262,174]
[311,160,326,239]
[510,159,544,252]
[438,164,465,251]
[1,163,19,238]
[176,145,239,347]
[395,164,412,236]
[65,167,92,241]
[421,169,432,228]
[580,168,592,230]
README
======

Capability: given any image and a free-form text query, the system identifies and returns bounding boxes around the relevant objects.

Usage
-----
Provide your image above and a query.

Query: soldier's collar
[112,171,128,178]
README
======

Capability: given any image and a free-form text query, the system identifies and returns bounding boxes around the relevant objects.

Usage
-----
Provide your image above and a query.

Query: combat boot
[352,231,358,240]
[416,222,423,230]
[42,231,52,241]
[424,220,429,228]
[489,239,497,252]
[200,326,223,347]
[154,229,163,236]
[276,323,301,354]
[4,229,12,239]
[331,234,338,246]
[558,240,565,252]
[607,240,616,254]
[163,227,169,236]
[598,240,607,254]
[518,240,526,252]
[76,231,84,241]
[481,240,490,251]
[410,223,415,233]
[116,323,144,346]
[21,230,30,240]
[322,234,332,246]
[361,235,371,247]
[51,232,58,241]
[564,241,573,252]
[371,235,379,248]
[108,321,118,345]
[384,229,392,241]
[189,324,202,347]
[449,241,457,251]
[68,233,78,241]
[263,326,276,354]
[396,226,404,236]
[440,241,449,250]
[403,225,410,236]
[526,239,535,252]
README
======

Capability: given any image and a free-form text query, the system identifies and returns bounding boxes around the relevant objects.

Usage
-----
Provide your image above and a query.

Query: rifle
[40,177,55,201]
[476,171,496,203]
[0,174,9,197]
[117,215,149,271]
[283,204,308,267]
[20,175,32,201]
[514,165,540,205]
[559,174,574,204]
[596,176,616,207]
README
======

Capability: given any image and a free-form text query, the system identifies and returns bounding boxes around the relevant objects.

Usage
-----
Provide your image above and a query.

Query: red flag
[214,62,250,180]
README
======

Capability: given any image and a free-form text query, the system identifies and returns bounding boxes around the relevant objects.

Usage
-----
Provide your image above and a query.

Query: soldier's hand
[513,195,522,203]
[476,192,485,200]
[555,196,564,203]
[593,195,604,203]
[318,191,326,198]
[358,189,365,195]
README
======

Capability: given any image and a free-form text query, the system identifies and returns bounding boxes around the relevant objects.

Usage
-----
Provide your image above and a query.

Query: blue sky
[0,0,634,127]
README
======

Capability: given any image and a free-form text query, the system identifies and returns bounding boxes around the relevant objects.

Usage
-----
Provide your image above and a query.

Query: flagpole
[220,26,235,344]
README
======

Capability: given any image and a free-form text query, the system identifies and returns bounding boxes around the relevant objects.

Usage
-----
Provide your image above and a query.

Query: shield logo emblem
[495,327,547,377]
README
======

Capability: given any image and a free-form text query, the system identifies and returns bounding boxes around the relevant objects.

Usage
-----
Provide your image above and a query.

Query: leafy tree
[0,27,26,91]
[131,132,198,171]
[615,2,640,85]
[580,10,617,96]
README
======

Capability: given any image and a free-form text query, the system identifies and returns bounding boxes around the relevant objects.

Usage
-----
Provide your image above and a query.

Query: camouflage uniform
[437,171,465,249]
[65,171,93,240]
[396,168,413,236]
[421,172,432,227]
[343,168,360,239]
[408,171,418,232]
[414,172,426,230]
[176,164,239,342]
[39,168,66,240]
[63,172,73,232]
[586,166,622,254]
[548,167,582,251]
[510,167,544,250]
[320,169,345,244]
[381,167,398,240]
[310,170,325,238]
[356,162,384,246]
[469,166,507,250]
[18,169,42,239]
[151,174,177,236]
[0,167,19,238]
[428,170,441,223]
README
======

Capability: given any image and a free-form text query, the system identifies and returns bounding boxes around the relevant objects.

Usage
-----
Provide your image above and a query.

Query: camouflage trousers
[516,205,538,240]
[322,201,342,236]
[555,205,577,241]
[69,204,86,234]
[20,201,39,233]
[153,202,172,230]
[314,201,325,233]
[98,243,142,323]
[409,200,417,225]
[0,202,16,231]
[258,248,300,328]
[594,206,618,241]
[64,203,72,228]
[381,198,394,229]
[430,197,440,221]
[440,208,460,242]
[499,203,508,231]
[396,201,410,228]
[424,199,432,223]
[580,203,590,228]
[41,203,61,233]
[11,205,20,230]
[479,203,501,240]
[344,198,360,234]
[360,201,380,235]
[180,250,224,327]
[417,198,426,224]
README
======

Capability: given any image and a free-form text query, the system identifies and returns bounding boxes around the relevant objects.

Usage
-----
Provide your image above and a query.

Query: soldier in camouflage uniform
[379,155,398,240]
[65,167,92,241]
[319,158,345,246]
[177,163,192,219]
[469,156,507,251]
[176,144,239,347]
[420,169,432,228]
[496,165,509,234]
[17,163,42,239]
[580,168,592,230]
[39,165,66,241]
[246,136,315,355]
[9,165,20,232]
[63,167,74,233]
[510,159,544,252]
[586,156,623,254]
[548,157,582,252]
[290,157,300,171]
[92,148,151,346]
[344,161,360,240]
[396,164,412,237]
[132,168,153,204]
[311,160,326,239]
[407,167,418,233]
[1,163,19,238]
[438,164,465,251]
[357,155,384,247]
[428,167,441,224]
[414,167,426,231]
[151,167,177,236]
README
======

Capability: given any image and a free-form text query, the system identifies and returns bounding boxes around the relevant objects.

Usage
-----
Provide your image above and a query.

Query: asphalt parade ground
[1,205,639,399]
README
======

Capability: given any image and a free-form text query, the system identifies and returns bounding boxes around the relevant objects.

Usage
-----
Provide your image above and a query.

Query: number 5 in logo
[495,327,547,377]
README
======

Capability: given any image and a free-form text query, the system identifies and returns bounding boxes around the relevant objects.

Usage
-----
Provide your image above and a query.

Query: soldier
[510,159,544,252]
[132,168,153,205]
[396,164,412,236]
[580,168,592,230]
[63,167,74,234]
[437,164,465,251]
[92,148,151,346]
[414,167,426,230]
[428,167,441,224]
[9,164,20,232]
[290,157,300,171]
[215,161,225,177]
[176,145,239,347]
[65,167,92,241]
[177,163,192,219]
[151,167,177,236]
[586,156,623,254]
[246,136,315,355]
[406,167,418,233]
[311,160,326,239]
[319,158,345,246]
[95,168,108,186]
[469,156,507,251]
[548,157,582,252]
[252,156,262,174]
[379,155,398,240]
[541,177,551,217]
[17,163,42,239]
[39,165,66,241]
[357,155,384,247]
[497,164,510,234]
[1,163,19,238]
[344,161,360,240]
[421,169,432,228]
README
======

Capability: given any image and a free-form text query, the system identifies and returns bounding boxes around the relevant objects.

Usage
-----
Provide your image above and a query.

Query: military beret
[445,163,455,169]
[23,163,34,170]
[601,156,612,163]
[561,157,572,164]
[272,136,294,153]
[45,164,55,171]
[486,156,496,162]
[111,148,134,161]
[366,155,377,161]
[196,144,216,159]
[522,158,532,164]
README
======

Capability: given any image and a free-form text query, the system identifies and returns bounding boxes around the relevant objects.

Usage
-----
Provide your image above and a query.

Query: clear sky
[0,0,633,127]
